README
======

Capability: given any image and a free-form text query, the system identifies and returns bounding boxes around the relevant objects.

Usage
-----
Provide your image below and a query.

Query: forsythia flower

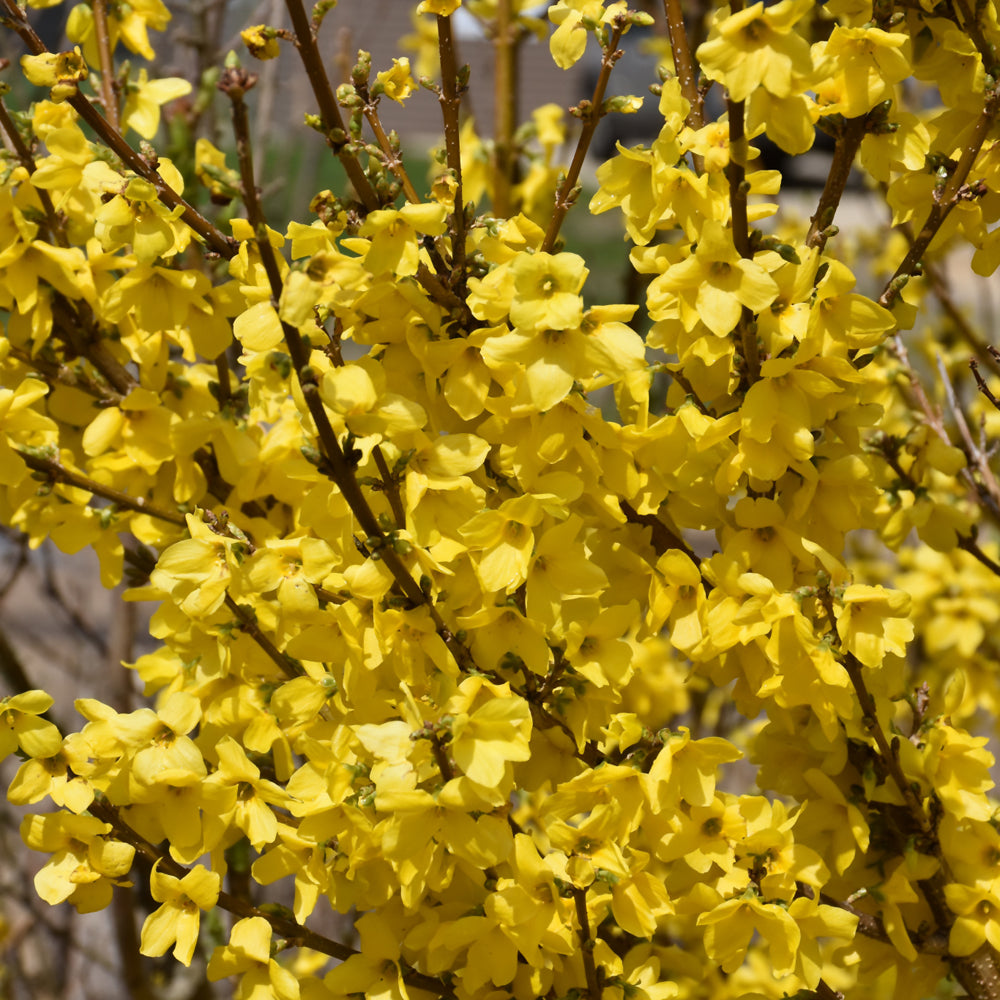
[121,70,191,139]
[698,0,814,101]
[836,585,914,668]
[140,863,221,966]
[376,58,418,103]
[242,24,281,59]
[8,6,1000,1000]
[21,48,88,91]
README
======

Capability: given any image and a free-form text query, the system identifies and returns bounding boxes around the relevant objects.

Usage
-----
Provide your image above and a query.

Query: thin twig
[958,535,1000,577]
[362,101,421,204]
[971,355,1000,410]
[879,91,1000,308]
[541,20,625,253]
[372,447,407,529]
[41,549,109,656]
[662,0,702,129]
[92,0,121,131]
[18,449,188,527]
[924,257,1000,377]
[572,887,602,1000]
[282,0,380,212]
[436,12,468,284]
[223,593,303,678]
[935,352,1000,519]
[806,116,866,251]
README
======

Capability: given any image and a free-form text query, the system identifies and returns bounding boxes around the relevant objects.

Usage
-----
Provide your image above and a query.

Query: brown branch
[372,447,407,529]
[662,0,702,129]
[92,0,121,132]
[282,0,379,212]
[8,346,126,406]
[726,90,750,260]
[880,91,1000,308]
[813,980,843,1000]
[18,449,188,526]
[541,21,626,253]
[958,535,1000,577]
[819,891,948,955]
[430,731,455,782]
[950,0,1000,75]
[971,355,1000,410]
[215,352,233,409]
[724,68,760,386]
[223,68,283,297]
[934,352,1000,521]
[806,116,866,251]
[223,594,302,679]
[572,887,602,1000]
[362,102,421,205]
[436,13,468,284]
[619,499,691,555]
[48,295,139,397]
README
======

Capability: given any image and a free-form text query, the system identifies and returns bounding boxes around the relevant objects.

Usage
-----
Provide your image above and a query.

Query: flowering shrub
[3,0,1000,997]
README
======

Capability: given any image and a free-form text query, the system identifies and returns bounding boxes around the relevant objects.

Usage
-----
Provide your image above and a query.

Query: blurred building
[305,1,579,141]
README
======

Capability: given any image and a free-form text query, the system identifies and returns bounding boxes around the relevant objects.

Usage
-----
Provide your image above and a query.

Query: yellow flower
[92,162,190,262]
[820,26,911,117]
[21,813,134,910]
[150,512,243,617]
[207,916,301,999]
[242,24,281,60]
[836,584,913,668]
[697,888,801,976]
[357,203,448,276]
[448,685,532,786]
[548,0,628,70]
[460,494,544,592]
[923,724,995,822]
[945,880,1000,956]
[0,690,62,759]
[510,251,587,331]
[649,221,778,337]
[21,48,88,92]
[140,863,221,966]
[375,58,417,104]
[121,71,191,139]
[205,736,291,849]
[697,0,814,101]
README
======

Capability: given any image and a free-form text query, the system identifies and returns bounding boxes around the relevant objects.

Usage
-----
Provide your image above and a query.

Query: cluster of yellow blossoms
[3,0,1000,997]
